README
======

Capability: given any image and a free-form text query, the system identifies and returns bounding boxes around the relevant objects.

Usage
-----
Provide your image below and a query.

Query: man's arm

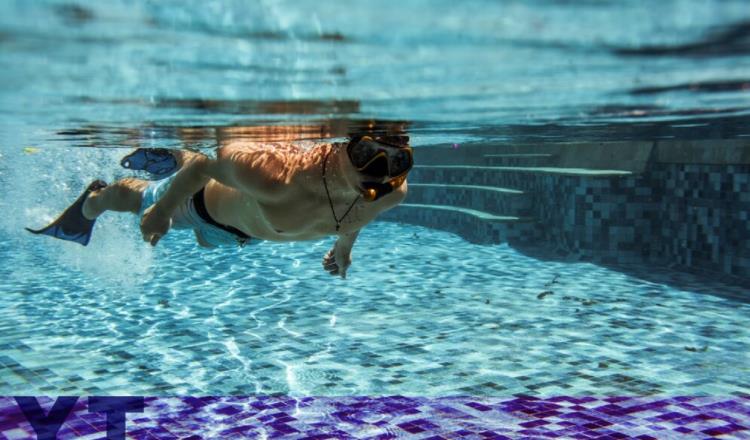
[321,181,408,278]
[323,229,360,279]
[336,229,360,265]
[149,153,211,217]
[140,144,289,245]
[156,145,289,213]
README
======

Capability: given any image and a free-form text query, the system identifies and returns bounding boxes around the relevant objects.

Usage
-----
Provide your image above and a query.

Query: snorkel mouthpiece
[361,181,393,201]
[362,187,378,201]
[360,174,406,202]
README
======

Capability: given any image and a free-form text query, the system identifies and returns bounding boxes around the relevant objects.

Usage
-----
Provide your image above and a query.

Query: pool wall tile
[385,160,750,286]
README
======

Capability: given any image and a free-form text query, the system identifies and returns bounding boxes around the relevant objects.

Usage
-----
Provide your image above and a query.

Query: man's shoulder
[222,142,313,170]
[220,141,306,155]
[215,141,317,199]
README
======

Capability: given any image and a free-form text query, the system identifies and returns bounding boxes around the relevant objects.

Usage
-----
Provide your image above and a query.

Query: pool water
[1,0,750,406]
[1,220,749,396]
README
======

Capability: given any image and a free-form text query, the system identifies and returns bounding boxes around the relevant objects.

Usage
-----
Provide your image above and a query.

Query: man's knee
[109,178,148,213]
[118,178,149,192]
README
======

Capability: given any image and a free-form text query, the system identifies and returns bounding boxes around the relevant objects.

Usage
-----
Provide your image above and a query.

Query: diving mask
[347,135,413,201]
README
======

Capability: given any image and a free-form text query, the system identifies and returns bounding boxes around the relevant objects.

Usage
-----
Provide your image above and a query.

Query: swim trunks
[139,175,252,247]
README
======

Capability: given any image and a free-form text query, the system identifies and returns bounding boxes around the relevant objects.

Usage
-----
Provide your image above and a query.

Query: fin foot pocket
[121,148,178,179]
[25,180,108,246]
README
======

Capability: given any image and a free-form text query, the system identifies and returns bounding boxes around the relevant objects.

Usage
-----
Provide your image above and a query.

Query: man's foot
[26,180,108,246]
[120,148,178,179]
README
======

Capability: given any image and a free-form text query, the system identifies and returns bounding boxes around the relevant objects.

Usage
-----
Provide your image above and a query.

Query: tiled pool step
[405,183,532,217]
[395,203,529,222]
[410,165,633,191]
[379,203,537,244]
[413,141,652,173]
[415,164,633,176]
[388,165,635,245]
[483,153,556,167]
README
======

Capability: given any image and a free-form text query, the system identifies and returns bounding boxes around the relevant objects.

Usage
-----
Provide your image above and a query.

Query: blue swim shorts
[139,175,252,247]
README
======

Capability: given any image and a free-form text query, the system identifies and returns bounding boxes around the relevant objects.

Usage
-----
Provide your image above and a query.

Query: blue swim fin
[25,180,107,246]
[120,148,178,179]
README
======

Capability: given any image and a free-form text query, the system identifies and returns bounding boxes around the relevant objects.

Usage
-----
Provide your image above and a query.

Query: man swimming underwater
[27,135,413,278]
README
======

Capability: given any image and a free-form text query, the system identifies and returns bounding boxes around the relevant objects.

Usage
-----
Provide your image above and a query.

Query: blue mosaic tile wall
[531,173,660,265]
[534,163,750,282]
[391,162,750,284]
[379,205,537,245]
[407,184,533,217]
[651,163,750,279]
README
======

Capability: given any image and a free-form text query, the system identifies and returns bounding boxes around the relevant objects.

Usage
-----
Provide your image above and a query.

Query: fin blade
[25,225,90,246]
[25,180,105,247]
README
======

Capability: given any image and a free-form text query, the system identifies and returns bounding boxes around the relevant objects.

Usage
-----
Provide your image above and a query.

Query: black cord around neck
[322,145,360,232]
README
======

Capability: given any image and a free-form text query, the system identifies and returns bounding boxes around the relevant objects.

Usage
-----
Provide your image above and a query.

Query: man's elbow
[193,155,215,180]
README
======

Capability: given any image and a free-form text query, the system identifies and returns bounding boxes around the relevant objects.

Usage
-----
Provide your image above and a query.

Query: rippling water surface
[2,0,750,146]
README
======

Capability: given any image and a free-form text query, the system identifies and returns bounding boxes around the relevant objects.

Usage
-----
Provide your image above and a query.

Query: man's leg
[173,149,206,169]
[82,178,150,220]
[26,177,152,246]
[91,148,207,220]
[120,148,207,179]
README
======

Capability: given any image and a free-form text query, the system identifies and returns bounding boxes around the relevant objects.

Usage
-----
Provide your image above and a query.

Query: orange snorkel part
[362,187,378,201]
[349,136,412,201]
[360,174,407,202]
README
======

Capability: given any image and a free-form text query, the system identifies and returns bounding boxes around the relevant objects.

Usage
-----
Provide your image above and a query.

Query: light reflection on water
[1,0,750,149]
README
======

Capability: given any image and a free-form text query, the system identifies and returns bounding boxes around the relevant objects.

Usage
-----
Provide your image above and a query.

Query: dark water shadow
[52,3,95,25]
[510,243,750,304]
[629,80,750,96]
[612,20,750,57]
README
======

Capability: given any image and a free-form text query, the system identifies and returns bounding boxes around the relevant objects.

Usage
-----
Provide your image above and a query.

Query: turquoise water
[1,219,749,396]
[1,0,750,398]
[2,0,750,144]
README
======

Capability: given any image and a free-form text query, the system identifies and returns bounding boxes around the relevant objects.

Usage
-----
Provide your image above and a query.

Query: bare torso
[202,141,407,242]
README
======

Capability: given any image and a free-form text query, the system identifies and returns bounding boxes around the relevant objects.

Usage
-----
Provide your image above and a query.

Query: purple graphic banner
[1,395,749,439]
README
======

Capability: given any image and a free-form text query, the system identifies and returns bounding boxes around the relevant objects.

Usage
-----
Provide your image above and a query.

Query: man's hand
[322,241,352,279]
[140,205,172,246]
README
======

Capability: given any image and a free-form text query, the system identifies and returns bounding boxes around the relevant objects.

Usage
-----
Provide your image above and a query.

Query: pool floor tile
[1,396,748,439]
